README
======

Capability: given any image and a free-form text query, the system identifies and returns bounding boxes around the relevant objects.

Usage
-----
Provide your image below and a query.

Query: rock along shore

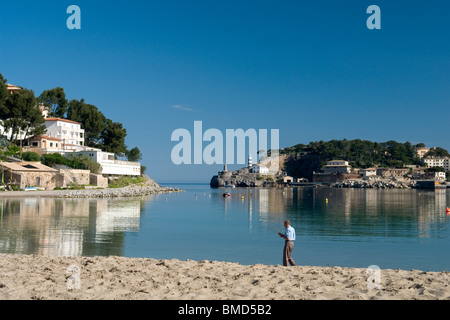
[331,179,415,189]
[0,178,182,198]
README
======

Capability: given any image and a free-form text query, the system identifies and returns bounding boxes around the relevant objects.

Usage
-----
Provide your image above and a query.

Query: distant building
[73,150,141,176]
[0,161,58,189]
[416,147,430,159]
[424,157,450,171]
[6,84,22,95]
[248,154,253,168]
[435,172,446,181]
[45,117,85,147]
[27,135,63,154]
[250,164,270,175]
[362,168,377,180]
[323,160,351,174]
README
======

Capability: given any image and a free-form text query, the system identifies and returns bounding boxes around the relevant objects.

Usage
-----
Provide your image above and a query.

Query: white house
[250,164,270,175]
[45,117,85,147]
[72,150,141,176]
[435,172,446,181]
[323,160,352,174]
[362,168,377,180]
[424,157,450,171]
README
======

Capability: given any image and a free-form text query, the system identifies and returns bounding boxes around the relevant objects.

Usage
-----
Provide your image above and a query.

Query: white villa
[424,157,450,171]
[323,160,352,174]
[73,150,141,176]
[3,82,142,177]
[250,164,270,175]
[362,168,377,180]
[45,117,85,147]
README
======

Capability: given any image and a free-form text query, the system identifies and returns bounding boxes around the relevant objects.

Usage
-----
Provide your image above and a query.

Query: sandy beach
[0,254,448,300]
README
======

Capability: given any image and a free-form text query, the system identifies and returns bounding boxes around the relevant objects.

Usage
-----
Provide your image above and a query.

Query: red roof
[31,135,62,141]
[45,117,81,125]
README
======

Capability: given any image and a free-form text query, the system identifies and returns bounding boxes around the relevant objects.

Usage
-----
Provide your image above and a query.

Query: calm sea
[0,184,449,271]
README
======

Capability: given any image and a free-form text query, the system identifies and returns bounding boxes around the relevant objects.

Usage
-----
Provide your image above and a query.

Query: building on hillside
[323,160,351,174]
[0,161,107,190]
[416,147,430,159]
[45,117,85,147]
[0,161,58,189]
[72,150,141,176]
[25,135,63,154]
[6,84,22,95]
[435,172,446,181]
[22,136,102,155]
[424,157,450,171]
[250,164,270,175]
[362,168,377,180]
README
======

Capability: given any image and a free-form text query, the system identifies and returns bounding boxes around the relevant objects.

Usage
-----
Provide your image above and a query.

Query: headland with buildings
[0,83,179,197]
[211,147,449,190]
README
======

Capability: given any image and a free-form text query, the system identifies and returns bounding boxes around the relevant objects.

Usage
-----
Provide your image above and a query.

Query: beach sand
[0,254,448,300]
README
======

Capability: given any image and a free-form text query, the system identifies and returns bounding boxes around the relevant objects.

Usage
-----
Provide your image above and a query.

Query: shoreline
[0,254,448,300]
[0,181,182,198]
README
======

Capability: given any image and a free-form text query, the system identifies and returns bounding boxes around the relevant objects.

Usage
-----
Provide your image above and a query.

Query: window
[50,142,53,147]
[32,142,39,147]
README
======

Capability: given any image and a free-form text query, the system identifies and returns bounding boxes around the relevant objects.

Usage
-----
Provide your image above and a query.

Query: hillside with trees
[0,72,142,162]
[279,139,447,180]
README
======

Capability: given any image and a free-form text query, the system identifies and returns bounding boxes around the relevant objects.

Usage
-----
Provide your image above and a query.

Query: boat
[24,187,37,191]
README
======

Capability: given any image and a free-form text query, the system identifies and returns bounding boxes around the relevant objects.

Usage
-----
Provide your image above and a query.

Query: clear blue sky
[1,1,449,183]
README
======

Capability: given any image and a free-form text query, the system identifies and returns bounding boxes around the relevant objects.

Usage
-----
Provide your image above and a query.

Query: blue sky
[1,1,449,183]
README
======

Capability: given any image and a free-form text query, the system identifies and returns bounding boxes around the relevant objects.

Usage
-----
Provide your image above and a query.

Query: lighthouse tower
[248,154,253,168]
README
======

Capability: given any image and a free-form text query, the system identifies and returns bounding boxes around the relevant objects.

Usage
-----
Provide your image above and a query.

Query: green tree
[67,99,106,147]
[21,151,41,161]
[126,146,142,162]
[66,154,102,174]
[41,153,69,167]
[99,119,128,156]
[424,147,449,158]
[0,89,46,142]
[0,73,8,111]
[425,166,446,173]
[38,87,68,118]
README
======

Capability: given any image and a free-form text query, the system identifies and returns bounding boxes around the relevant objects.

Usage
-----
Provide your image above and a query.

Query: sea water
[0,184,448,271]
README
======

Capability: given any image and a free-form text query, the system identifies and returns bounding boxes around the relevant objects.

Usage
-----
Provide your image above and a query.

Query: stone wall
[13,172,57,190]
[90,173,108,188]
[57,169,90,187]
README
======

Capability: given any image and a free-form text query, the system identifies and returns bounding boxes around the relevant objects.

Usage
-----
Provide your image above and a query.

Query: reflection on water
[0,186,449,270]
[229,187,449,240]
[0,197,146,257]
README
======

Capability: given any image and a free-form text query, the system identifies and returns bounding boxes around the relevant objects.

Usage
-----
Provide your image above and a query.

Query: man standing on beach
[278,220,296,267]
